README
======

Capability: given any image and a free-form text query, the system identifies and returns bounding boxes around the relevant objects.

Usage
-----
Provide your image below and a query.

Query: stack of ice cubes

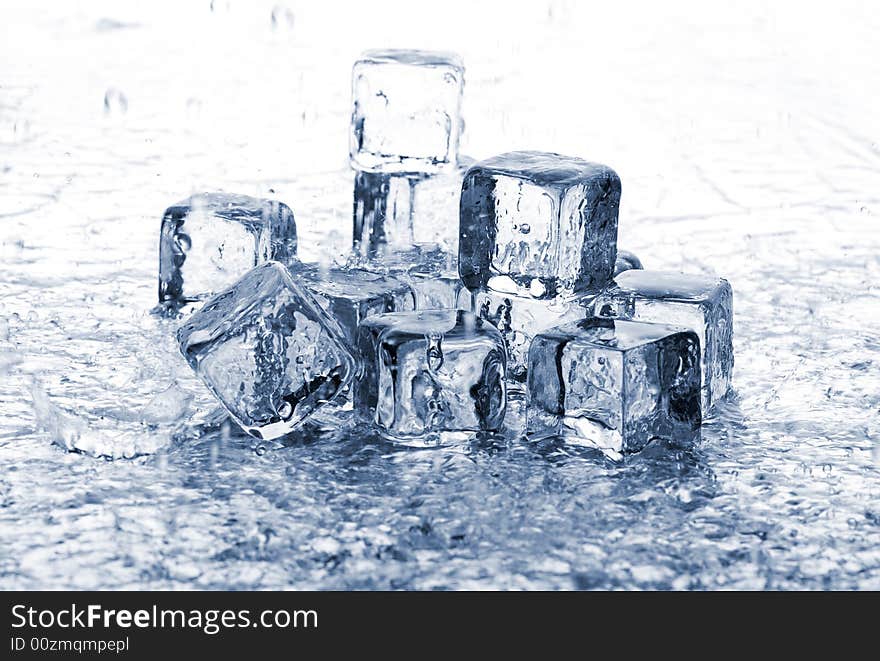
[157,48,735,458]
[460,151,623,383]
[350,50,471,310]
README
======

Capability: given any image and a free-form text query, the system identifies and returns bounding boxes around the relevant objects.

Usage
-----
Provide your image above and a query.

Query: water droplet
[185,97,202,121]
[278,401,293,420]
[426,334,444,371]
[519,223,531,234]
[254,444,267,456]
[103,88,128,115]
[175,233,192,252]
[270,5,295,31]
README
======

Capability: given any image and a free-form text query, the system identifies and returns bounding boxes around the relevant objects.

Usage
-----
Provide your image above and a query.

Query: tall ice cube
[459,151,620,300]
[527,318,701,459]
[177,262,355,440]
[350,49,464,174]
[592,270,733,411]
[159,192,297,307]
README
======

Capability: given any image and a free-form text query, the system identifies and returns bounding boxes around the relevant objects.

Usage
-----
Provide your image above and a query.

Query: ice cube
[159,192,297,307]
[177,262,355,440]
[291,263,416,343]
[459,151,620,300]
[350,49,464,174]
[356,310,506,441]
[527,317,701,459]
[614,249,643,275]
[475,289,589,383]
[592,270,733,411]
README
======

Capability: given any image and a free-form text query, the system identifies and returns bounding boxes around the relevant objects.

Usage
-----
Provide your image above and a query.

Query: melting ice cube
[177,262,354,440]
[158,192,297,308]
[459,151,620,301]
[527,317,702,459]
[350,49,465,174]
[592,270,733,411]
[356,310,506,442]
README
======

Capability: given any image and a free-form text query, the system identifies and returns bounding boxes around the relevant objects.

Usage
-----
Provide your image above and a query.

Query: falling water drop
[103,88,128,115]
[270,5,295,31]
[185,97,202,122]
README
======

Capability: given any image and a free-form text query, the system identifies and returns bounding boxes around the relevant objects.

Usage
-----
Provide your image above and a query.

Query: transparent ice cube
[350,49,464,174]
[475,289,589,383]
[177,262,355,440]
[459,151,620,301]
[527,318,701,459]
[356,310,506,441]
[291,263,416,343]
[158,192,297,307]
[592,270,733,411]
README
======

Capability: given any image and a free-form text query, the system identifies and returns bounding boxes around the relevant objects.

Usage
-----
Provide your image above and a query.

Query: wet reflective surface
[1,1,879,589]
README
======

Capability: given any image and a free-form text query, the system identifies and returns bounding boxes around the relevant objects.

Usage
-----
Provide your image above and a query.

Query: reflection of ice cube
[592,270,733,411]
[158,192,297,307]
[474,289,589,383]
[177,262,355,440]
[291,263,416,343]
[459,151,620,301]
[356,310,506,441]
[527,318,701,459]
[350,49,464,174]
